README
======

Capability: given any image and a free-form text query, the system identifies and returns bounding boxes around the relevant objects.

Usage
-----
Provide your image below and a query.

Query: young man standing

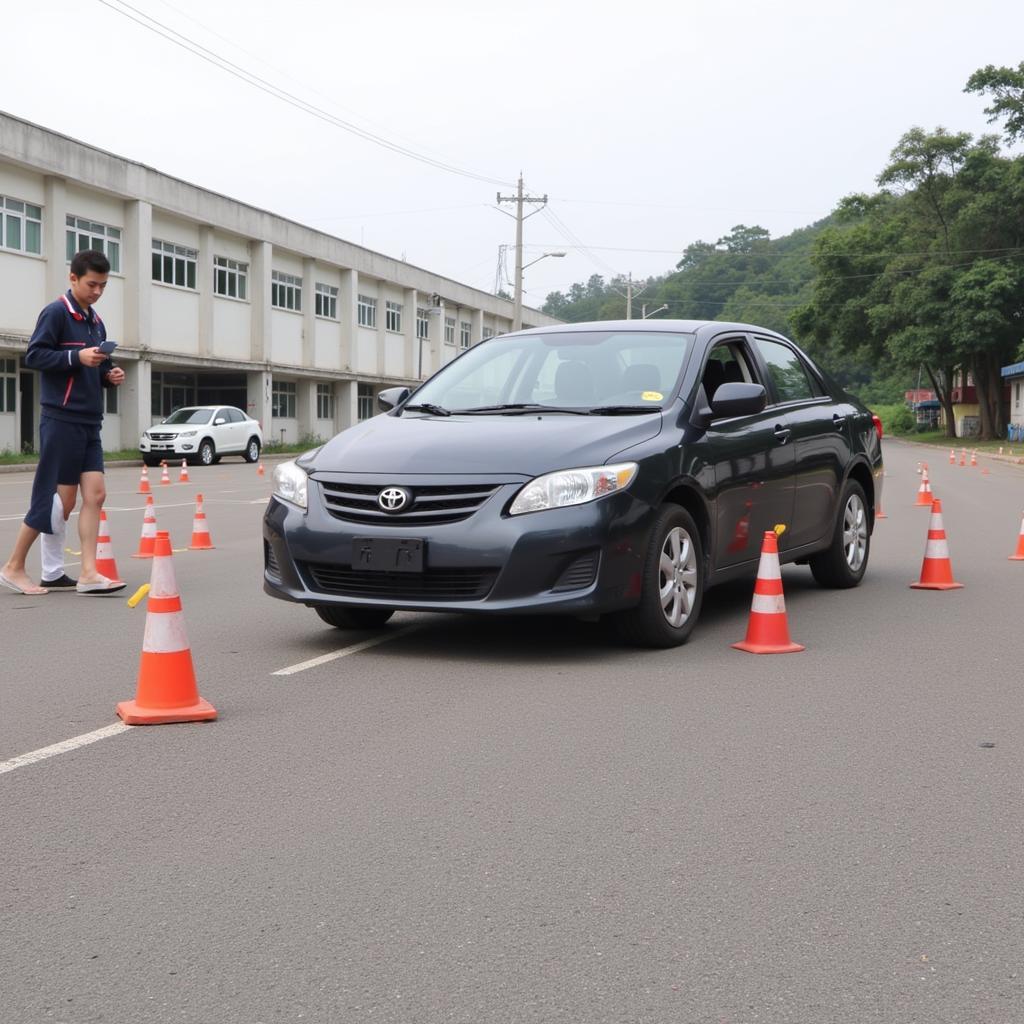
[0,250,126,596]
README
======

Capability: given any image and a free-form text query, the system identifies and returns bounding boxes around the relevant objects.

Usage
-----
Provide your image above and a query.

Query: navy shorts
[24,417,104,533]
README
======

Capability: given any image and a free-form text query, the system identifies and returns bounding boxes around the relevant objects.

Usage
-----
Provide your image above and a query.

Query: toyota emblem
[378,486,410,512]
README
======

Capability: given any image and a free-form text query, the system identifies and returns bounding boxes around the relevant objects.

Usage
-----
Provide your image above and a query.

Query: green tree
[965,62,1024,144]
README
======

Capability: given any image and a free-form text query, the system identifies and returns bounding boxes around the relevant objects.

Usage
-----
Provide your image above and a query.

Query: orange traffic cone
[910,499,963,590]
[949,448,955,465]
[970,450,977,467]
[1009,511,1024,560]
[116,531,216,725]
[95,510,123,582]
[876,495,887,520]
[137,466,151,495]
[179,459,190,484]
[732,531,805,654]
[257,461,265,477]
[960,449,966,467]
[131,496,158,559]
[189,493,215,550]
[159,461,171,485]
[914,471,934,507]
[915,461,922,475]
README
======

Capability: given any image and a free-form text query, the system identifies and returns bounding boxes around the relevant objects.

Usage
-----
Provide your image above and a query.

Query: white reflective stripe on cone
[191,518,203,532]
[751,592,786,614]
[149,554,181,599]
[96,541,113,558]
[924,539,951,559]
[142,609,190,654]
[141,521,156,538]
[758,553,782,580]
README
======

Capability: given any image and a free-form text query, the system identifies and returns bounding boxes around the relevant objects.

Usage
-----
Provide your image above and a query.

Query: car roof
[520,319,789,341]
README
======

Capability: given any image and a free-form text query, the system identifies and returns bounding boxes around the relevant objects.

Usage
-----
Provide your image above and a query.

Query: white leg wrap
[40,493,67,582]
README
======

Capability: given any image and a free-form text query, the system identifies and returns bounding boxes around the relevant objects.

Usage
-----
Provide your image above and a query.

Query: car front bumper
[262,477,655,616]
[140,437,196,456]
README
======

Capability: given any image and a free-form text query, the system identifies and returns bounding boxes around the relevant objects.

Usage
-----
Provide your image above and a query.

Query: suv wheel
[809,479,869,588]
[243,437,261,463]
[315,606,395,629]
[612,505,704,648]
[197,439,215,466]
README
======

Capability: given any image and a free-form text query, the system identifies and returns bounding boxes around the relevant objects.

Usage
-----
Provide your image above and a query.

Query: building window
[272,271,302,312]
[444,316,456,345]
[214,256,247,300]
[460,321,472,350]
[316,383,335,420]
[482,327,494,341]
[66,215,120,272]
[416,308,430,340]
[272,380,297,418]
[358,294,377,328]
[152,239,198,289]
[0,358,16,413]
[105,385,118,415]
[2,197,42,255]
[385,300,402,333]
[357,383,375,421]
[315,283,338,320]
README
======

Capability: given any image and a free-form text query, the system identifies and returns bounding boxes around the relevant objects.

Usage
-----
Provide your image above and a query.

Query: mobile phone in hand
[97,340,118,356]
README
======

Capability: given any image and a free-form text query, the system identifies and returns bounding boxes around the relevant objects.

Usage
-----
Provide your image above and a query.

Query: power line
[93,0,513,187]
[523,242,1024,259]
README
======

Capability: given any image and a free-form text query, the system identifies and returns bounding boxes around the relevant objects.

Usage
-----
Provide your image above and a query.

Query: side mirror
[214,418,226,425]
[709,382,767,419]
[377,386,410,412]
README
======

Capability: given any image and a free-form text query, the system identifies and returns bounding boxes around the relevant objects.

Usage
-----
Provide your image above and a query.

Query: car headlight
[509,462,638,516]
[273,460,308,510]
[179,430,197,437]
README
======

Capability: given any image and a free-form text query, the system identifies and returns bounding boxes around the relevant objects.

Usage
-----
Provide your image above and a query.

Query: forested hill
[542,219,829,340]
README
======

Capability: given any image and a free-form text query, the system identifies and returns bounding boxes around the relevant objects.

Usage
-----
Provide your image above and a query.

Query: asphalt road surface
[1,442,1022,1024]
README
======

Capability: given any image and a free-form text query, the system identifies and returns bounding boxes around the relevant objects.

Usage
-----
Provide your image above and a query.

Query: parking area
[2,445,1023,1023]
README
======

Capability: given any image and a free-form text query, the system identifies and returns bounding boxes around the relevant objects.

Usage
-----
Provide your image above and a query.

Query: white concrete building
[0,112,559,454]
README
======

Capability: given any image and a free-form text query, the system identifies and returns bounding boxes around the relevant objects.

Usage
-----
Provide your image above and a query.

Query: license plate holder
[352,537,424,573]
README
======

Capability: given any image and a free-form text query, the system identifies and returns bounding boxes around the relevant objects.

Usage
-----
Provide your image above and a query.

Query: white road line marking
[272,624,420,676]
[0,722,131,776]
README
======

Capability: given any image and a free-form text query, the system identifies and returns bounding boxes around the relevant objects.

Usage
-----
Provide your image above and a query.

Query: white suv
[140,405,263,467]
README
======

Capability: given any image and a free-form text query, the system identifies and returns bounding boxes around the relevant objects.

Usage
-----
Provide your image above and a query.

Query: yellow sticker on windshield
[642,391,663,402]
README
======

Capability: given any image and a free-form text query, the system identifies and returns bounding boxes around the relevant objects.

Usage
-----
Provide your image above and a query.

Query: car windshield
[408,330,694,412]
[164,408,213,425]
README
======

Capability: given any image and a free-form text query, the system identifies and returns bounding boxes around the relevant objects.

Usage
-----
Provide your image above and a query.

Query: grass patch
[0,448,144,465]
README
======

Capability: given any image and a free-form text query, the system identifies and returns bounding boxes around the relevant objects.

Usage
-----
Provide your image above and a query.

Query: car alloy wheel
[199,440,215,466]
[246,439,260,462]
[659,525,699,627]
[843,491,868,572]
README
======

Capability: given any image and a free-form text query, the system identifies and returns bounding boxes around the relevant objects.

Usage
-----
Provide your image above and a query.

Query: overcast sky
[4,1,1022,309]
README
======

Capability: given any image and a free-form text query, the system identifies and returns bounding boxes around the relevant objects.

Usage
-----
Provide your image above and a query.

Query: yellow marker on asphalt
[774,524,787,537]
[65,547,81,555]
[126,583,150,608]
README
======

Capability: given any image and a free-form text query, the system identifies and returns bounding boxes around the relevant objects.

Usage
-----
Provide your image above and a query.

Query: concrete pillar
[338,268,358,371]
[302,257,316,369]
[43,177,67,299]
[247,369,272,434]
[403,287,417,380]
[436,300,448,370]
[119,357,152,445]
[375,285,386,377]
[123,199,153,349]
[198,225,214,358]
[297,379,316,443]
[249,240,272,362]
[471,308,484,350]
[335,379,358,432]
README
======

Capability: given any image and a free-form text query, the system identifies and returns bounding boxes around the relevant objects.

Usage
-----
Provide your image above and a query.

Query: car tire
[808,479,870,589]
[243,437,261,463]
[198,439,215,466]
[314,606,395,629]
[612,504,704,648]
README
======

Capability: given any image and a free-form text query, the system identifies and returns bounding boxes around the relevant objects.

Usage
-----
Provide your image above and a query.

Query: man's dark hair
[70,249,111,277]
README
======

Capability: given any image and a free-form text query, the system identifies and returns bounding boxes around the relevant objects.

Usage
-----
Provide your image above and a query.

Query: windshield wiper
[403,403,451,417]
[457,403,589,416]
[586,405,662,415]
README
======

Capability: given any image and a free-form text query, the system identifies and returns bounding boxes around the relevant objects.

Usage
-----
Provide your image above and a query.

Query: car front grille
[302,562,498,601]
[148,432,178,441]
[317,479,503,526]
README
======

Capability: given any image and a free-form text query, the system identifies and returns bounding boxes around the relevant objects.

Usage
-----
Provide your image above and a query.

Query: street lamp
[642,303,669,319]
[514,251,565,331]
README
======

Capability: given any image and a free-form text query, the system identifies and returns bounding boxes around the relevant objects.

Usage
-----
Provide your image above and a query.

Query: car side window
[753,338,818,403]
[228,408,245,423]
[701,342,757,399]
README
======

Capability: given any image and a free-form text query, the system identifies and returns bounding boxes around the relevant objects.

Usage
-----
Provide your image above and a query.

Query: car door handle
[832,414,847,428]
[774,425,791,444]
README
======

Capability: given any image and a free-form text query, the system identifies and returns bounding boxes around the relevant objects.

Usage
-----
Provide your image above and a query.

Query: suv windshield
[164,408,213,425]
[408,330,694,412]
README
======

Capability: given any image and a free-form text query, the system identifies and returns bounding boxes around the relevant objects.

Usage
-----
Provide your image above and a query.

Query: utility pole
[496,174,547,331]
[614,272,647,319]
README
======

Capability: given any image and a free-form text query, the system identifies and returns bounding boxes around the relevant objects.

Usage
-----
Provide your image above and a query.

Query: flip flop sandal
[0,571,48,595]
[76,577,128,595]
